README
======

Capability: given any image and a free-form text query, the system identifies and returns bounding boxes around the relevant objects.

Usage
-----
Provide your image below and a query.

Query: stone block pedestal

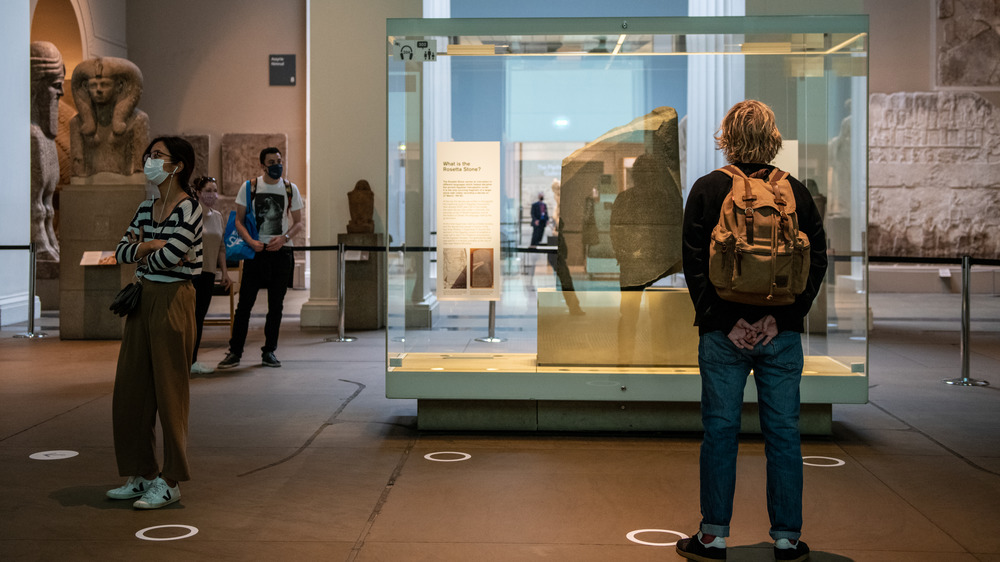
[59,178,146,339]
[536,287,699,367]
[338,232,385,330]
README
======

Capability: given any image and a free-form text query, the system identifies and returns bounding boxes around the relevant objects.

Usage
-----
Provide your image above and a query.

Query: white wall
[0,2,32,326]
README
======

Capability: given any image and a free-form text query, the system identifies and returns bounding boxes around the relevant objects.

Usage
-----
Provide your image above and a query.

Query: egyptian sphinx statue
[30,41,65,262]
[69,57,149,177]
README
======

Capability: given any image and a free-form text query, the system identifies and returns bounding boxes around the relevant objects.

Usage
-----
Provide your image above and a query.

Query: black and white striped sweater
[115,198,203,282]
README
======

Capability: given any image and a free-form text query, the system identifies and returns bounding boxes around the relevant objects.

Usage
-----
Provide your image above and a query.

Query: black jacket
[682,163,828,335]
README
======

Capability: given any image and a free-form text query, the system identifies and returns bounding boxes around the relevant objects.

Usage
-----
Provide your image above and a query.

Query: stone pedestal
[338,232,385,330]
[36,261,60,311]
[59,177,146,339]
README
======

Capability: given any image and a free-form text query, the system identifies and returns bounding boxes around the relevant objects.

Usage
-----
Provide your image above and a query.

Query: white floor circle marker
[423,451,471,462]
[626,529,688,547]
[803,455,846,467]
[29,450,79,460]
[135,524,199,542]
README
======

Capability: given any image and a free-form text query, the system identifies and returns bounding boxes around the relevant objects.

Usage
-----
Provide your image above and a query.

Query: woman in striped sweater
[106,136,202,510]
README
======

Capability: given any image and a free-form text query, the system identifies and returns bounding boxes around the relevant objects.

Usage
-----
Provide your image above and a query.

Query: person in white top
[190,176,231,375]
[217,147,304,369]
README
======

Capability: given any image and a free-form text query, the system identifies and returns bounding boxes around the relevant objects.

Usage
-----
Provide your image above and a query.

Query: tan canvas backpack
[708,165,810,306]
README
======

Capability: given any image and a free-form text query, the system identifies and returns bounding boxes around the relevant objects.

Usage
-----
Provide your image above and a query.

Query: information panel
[436,141,501,301]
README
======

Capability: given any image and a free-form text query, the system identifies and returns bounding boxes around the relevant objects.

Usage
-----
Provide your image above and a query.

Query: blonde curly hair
[714,100,783,164]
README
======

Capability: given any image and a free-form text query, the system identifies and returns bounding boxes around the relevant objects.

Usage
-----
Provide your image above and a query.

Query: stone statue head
[30,41,65,139]
[71,57,143,137]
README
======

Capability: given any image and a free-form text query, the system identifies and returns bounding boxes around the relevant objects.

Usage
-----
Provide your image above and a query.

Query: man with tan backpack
[677,100,827,562]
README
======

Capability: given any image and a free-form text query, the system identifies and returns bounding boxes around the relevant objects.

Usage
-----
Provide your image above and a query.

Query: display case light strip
[440,50,865,57]
[610,33,627,56]
[825,33,867,55]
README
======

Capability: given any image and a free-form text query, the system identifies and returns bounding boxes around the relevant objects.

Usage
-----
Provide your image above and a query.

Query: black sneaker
[676,534,726,561]
[774,538,809,561]
[217,352,240,370]
[262,352,281,368]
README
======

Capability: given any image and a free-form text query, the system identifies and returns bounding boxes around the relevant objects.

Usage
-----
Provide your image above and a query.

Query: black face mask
[266,164,283,180]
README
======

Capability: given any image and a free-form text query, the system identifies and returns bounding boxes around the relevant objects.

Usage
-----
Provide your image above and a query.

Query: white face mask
[144,157,173,185]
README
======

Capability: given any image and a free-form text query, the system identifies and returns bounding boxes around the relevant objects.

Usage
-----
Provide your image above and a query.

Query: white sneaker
[133,477,180,509]
[190,362,214,375]
[107,475,157,500]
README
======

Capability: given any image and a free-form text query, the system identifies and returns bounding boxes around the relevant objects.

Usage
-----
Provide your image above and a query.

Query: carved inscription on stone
[869,92,1000,259]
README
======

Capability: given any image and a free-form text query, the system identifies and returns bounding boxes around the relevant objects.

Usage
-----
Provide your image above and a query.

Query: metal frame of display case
[385,16,870,433]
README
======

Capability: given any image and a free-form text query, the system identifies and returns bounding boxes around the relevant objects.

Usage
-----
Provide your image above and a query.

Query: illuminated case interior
[384,16,869,429]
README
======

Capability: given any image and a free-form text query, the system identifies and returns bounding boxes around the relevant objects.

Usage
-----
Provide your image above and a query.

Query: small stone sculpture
[69,57,149,177]
[30,41,65,262]
[347,179,375,233]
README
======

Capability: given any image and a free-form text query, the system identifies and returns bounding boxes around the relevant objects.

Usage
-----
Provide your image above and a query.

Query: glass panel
[386,17,868,402]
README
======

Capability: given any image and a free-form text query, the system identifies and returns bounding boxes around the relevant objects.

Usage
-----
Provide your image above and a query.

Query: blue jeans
[698,329,803,541]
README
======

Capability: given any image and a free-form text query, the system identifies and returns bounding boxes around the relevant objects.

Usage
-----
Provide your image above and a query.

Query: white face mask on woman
[144,157,174,185]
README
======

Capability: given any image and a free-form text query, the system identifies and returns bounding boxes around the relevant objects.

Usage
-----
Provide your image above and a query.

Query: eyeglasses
[145,150,173,162]
[196,176,217,187]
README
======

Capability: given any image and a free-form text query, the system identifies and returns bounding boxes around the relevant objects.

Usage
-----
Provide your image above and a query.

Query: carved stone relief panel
[220,133,288,197]
[937,0,1000,87]
[177,134,209,183]
[869,92,1000,259]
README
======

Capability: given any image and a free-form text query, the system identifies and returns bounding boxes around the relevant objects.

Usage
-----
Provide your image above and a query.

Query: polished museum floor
[1,290,998,561]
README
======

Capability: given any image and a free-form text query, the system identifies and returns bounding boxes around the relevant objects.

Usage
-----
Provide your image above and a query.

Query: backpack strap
[766,168,799,241]
[766,168,789,204]
[719,165,758,245]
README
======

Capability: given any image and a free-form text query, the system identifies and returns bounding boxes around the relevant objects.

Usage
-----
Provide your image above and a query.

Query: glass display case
[385,16,869,431]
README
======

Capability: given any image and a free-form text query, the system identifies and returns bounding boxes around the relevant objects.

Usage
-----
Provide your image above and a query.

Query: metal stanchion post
[475,300,506,343]
[325,242,356,343]
[944,255,987,386]
[14,242,48,339]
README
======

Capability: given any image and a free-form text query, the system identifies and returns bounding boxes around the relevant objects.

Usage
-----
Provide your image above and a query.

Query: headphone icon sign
[400,45,413,60]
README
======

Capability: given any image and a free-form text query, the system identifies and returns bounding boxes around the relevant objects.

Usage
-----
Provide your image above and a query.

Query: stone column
[303,0,422,329]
